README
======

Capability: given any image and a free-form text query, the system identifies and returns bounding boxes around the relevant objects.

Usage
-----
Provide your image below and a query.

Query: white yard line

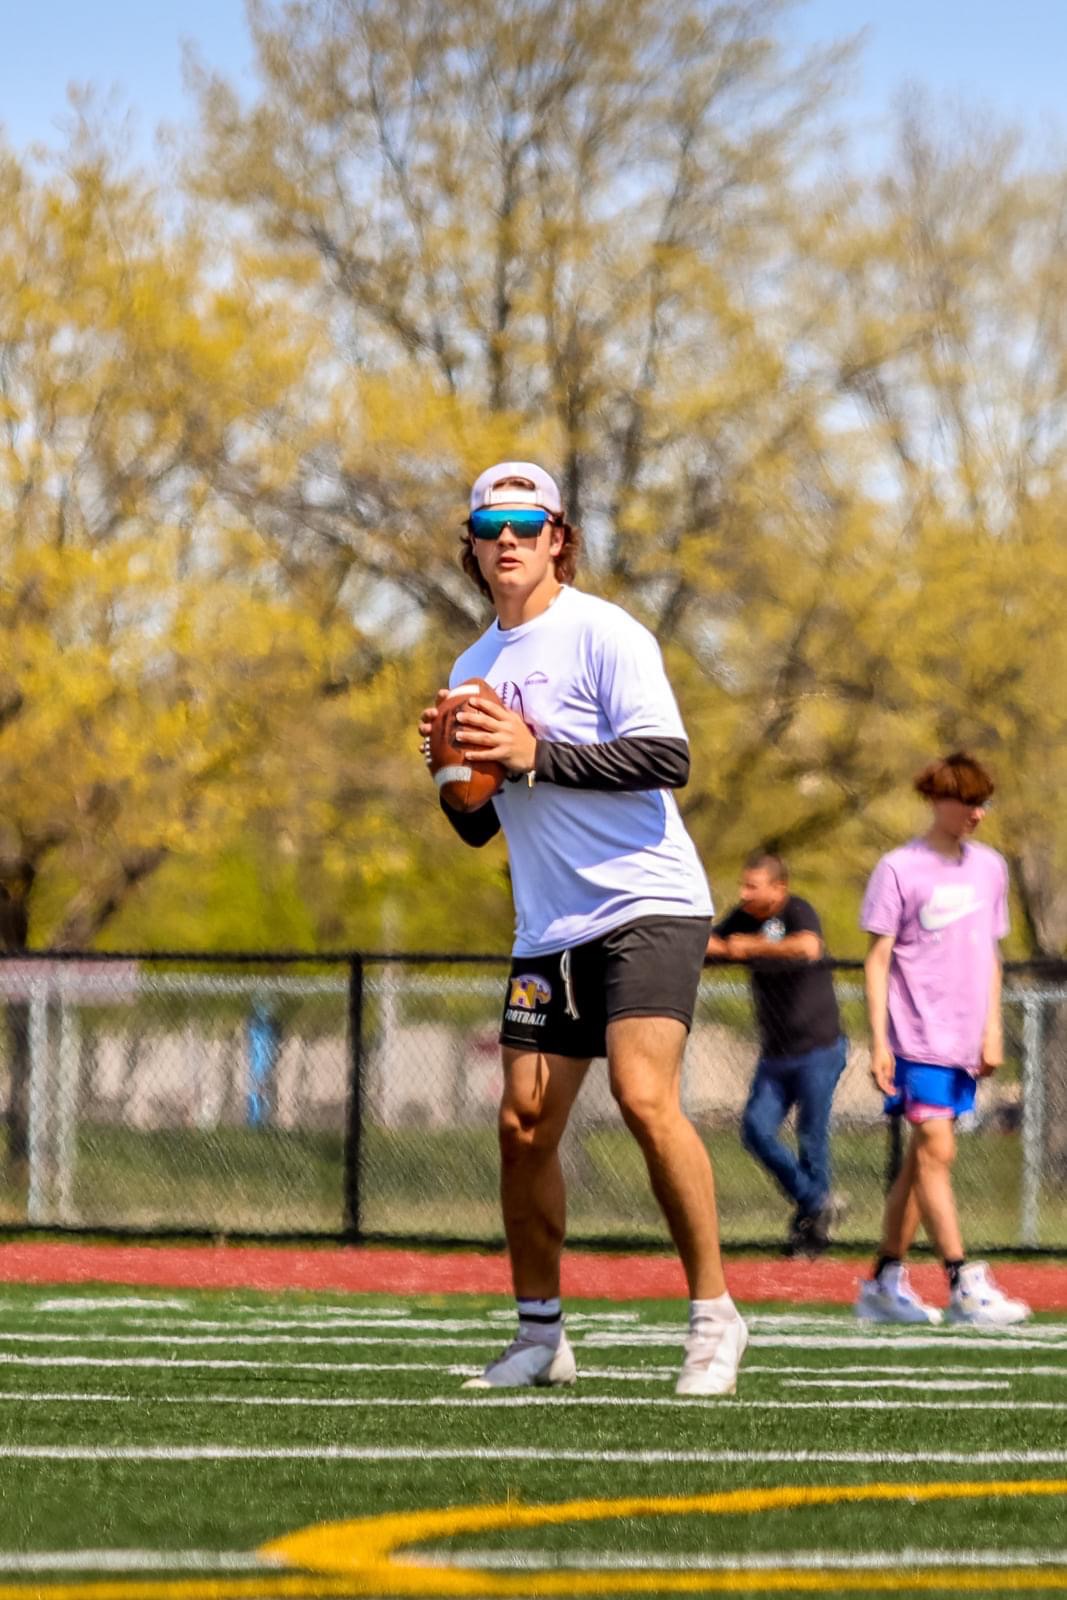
[417,1547,1067,1573]
[5,1444,1067,1464]
[7,1311,1067,1339]
[141,1317,496,1333]
[0,1331,494,1346]
[750,1364,1067,1378]
[2,1546,1065,1578]
[34,1299,190,1314]
[10,1309,814,1329]
[4,1545,1065,1577]
[0,1354,481,1373]
[587,1321,1067,1339]
[782,1378,1011,1391]
[0,1354,1063,1382]
[587,1333,1067,1351]
[0,1551,263,1573]
[3,1391,1067,1412]
[6,1327,1067,1357]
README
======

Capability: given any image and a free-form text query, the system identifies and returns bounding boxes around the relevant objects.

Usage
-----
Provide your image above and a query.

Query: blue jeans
[740,1036,847,1216]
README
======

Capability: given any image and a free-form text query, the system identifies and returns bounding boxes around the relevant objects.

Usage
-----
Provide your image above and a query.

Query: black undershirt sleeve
[530,735,690,792]
[438,795,501,847]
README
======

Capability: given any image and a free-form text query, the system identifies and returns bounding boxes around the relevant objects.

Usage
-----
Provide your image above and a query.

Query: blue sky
[0,0,1064,160]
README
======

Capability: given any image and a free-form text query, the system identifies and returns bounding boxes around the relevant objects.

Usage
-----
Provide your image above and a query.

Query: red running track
[0,1242,1065,1309]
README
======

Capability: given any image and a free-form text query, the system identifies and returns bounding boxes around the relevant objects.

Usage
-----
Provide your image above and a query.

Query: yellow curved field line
[2,1479,1066,1598]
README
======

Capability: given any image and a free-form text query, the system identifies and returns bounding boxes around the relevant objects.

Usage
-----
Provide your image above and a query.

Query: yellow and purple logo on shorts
[508,974,552,1010]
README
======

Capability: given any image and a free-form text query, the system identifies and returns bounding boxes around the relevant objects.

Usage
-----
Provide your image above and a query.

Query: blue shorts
[883,1058,977,1124]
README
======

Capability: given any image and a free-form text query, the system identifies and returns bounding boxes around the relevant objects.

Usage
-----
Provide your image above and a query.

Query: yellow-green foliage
[4,8,1067,961]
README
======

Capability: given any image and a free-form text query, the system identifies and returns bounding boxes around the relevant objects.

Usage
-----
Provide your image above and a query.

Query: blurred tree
[10,12,1067,1191]
[187,0,894,918]
[0,135,335,951]
[820,102,1067,1172]
[0,133,370,1178]
[190,0,849,554]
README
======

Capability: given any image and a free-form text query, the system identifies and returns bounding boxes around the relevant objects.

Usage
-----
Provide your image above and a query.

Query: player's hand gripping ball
[426,679,507,812]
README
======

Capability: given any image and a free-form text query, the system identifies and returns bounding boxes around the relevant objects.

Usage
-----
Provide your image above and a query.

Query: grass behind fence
[4,1119,1064,1249]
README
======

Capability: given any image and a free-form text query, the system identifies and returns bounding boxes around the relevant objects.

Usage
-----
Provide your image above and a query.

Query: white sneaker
[947,1263,1031,1327]
[675,1314,749,1397]
[855,1266,943,1326]
[462,1330,577,1389]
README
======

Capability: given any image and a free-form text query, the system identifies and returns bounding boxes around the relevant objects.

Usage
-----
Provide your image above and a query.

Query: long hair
[460,519,581,602]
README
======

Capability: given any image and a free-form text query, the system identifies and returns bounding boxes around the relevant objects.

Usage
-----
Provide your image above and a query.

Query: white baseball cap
[469,461,563,515]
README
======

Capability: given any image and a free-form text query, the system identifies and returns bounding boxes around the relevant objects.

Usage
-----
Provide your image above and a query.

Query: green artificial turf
[0,1285,1066,1596]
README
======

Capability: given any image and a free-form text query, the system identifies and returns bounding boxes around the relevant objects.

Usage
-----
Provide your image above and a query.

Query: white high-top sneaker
[854,1264,943,1325]
[947,1263,1031,1327]
[462,1330,577,1389]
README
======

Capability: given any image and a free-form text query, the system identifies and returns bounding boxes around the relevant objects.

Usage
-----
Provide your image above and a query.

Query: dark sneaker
[784,1206,831,1258]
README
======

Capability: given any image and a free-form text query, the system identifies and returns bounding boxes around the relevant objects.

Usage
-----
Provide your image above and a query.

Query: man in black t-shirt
[706,851,846,1256]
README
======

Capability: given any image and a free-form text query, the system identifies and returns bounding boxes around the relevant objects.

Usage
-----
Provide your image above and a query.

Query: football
[429,678,507,812]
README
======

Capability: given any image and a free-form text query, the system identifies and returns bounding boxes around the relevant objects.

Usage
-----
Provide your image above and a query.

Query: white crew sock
[517,1296,562,1348]
[689,1293,739,1335]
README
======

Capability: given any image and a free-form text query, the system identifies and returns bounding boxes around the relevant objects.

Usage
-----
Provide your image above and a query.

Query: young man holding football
[418,461,746,1396]
[856,752,1030,1327]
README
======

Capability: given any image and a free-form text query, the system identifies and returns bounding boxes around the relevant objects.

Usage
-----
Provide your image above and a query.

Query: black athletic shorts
[499,914,712,1060]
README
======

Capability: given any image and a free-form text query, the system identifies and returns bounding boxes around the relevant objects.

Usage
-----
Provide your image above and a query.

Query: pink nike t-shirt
[860,838,1010,1072]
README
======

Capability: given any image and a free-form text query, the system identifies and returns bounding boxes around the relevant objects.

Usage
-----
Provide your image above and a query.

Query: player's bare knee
[613,1082,675,1144]
[498,1104,560,1163]
[914,1121,956,1171]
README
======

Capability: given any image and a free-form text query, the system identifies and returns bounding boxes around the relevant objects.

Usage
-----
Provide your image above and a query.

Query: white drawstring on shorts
[560,948,579,1020]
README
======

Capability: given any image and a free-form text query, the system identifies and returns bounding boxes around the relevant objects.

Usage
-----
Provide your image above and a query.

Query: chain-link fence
[2,951,1066,1250]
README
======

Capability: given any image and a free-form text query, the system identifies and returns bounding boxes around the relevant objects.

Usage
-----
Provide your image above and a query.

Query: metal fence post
[55,979,81,1224]
[343,954,365,1243]
[26,979,50,1225]
[1020,990,1044,1247]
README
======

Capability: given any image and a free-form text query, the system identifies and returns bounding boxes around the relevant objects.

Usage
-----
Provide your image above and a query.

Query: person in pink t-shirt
[855,753,1030,1328]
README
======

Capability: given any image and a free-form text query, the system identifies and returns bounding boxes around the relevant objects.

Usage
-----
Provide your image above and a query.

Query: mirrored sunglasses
[469,507,554,540]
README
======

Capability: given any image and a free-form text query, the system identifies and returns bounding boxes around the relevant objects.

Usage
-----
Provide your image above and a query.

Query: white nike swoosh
[919,902,984,931]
